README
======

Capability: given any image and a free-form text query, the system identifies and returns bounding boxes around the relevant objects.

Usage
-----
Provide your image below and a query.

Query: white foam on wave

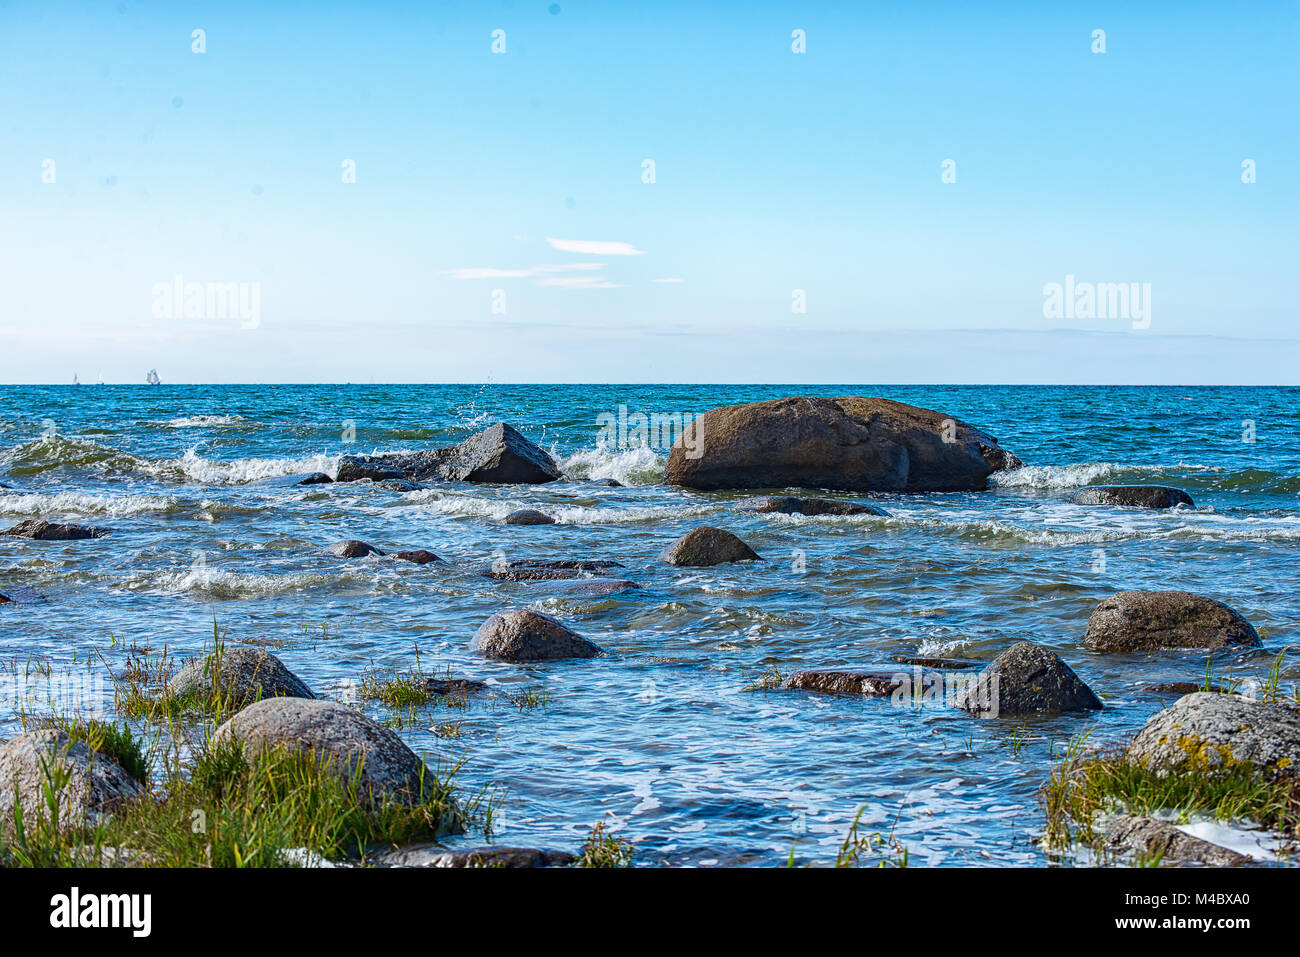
[158,447,341,485]
[0,491,182,517]
[402,490,714,525]
[159,414,248,428]
[560,444,666,486]
[991,461,1228,490]
[125,565,363,598]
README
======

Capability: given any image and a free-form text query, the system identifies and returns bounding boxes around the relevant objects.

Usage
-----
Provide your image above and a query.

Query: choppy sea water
[0,384,1296,866]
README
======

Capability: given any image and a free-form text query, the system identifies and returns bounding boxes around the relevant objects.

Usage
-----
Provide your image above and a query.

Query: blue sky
[1,0,1296,383]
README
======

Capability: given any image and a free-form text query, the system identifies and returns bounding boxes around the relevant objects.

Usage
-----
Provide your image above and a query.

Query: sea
[0,384,1296,866]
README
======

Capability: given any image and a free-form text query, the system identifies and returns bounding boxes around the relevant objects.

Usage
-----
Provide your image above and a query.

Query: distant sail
[73,374,79,386]
[146,369,161,385]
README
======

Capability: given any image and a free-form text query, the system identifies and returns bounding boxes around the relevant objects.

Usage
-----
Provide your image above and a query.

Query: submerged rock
[1138,681,1206,698]
[167,646,315,707]
[782,670,902,696]
[1084,591,1261,653]
[3,519,109,540]
[329,540,384,558]
[0,730,143,834]
[505,509,557,525]
[376,844,574,868]
[589,478,622,487]
[890,655,978,670]
[552,579,640,597]
[420,677,488,697]
[297,473,334,486]
[661,526,762,566]
[393,549,442,565]
[485,558,624,581]
[471,609,603,662]
[737,496,887,517]
[1069,486,1194,509]
[665,396,1021,492]
[336,423,561,485]
[1105,816,1253,867]
[213,698,435,806]
[955,641,1103,717]
[1126,692,1300,778]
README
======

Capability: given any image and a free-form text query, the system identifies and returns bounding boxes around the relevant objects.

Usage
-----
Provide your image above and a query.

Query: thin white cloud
[536,276,626,289]
[444,263,605,280]
[545,237,647,256]
[652,277,685,283]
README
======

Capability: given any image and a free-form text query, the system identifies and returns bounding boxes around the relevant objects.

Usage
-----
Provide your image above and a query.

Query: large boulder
[1084,591,1261,653]
[782,670,901,696]
[1069,486,1193,509]
[665,396,1021,492]
[213,698,433,806]
[336,423,561,485]
[167,646,314,707]
[1125,692,1300,778]
[471,610,603,662]
[0,730,142,834]
[3,519,109,540]
[660,526,762,566]
[1104,816,1253,867]
[955,641,1103,717]
[737,496,887,517]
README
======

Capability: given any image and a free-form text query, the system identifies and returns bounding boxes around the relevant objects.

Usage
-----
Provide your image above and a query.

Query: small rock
[394,549,442,565]
[0,730,143,835]
[1084,591,1261,653]
[3,519,109,540]
[0,593,10,606]
[376,479,421,492]
[660,526,762,566]
[782,670,902,696]
[167,646,314,707]
[336,423,561,484]
[955,641,1103,717]
[1069,486,1194,509]
[1105,816,1253,867]
[213,698,437,807]
[485,558,624,582]
[471,609,603,662]
[737,496,887,517]
[376,844,574,868]
[1126,692,1300,778]
[505,509,557,525]
[1138,682,1205,698]
[589,478,622,487]
[297,473,334,486]
[329,540,384,558]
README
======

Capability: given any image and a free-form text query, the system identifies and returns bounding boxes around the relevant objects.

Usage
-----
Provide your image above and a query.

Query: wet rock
[589,478,622,487]
[0,730,143,834]
[737,496,887,517]
[782,670,902,696]
[1126,692,1300,778]
[376,478,421,492]
[661,526,762,566]
[336,423,561,485]
[3,519,110,540]
[375,844,574,868]
[0,593,10,605]
[1105,816,1254,867]
[297,473,334,486]
[213,698,436,806]
[167,646,314,706]
[1069,486,1194,509]
[505,509,557,526]
[1084,591,1261,653]
[330,539,384,558]
[955,641,1103,717]
[394,549,442,565]
[552,579,640,597]
[665,395,1022,492]
[471,609,603,662]
[1138,682,1205,698]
